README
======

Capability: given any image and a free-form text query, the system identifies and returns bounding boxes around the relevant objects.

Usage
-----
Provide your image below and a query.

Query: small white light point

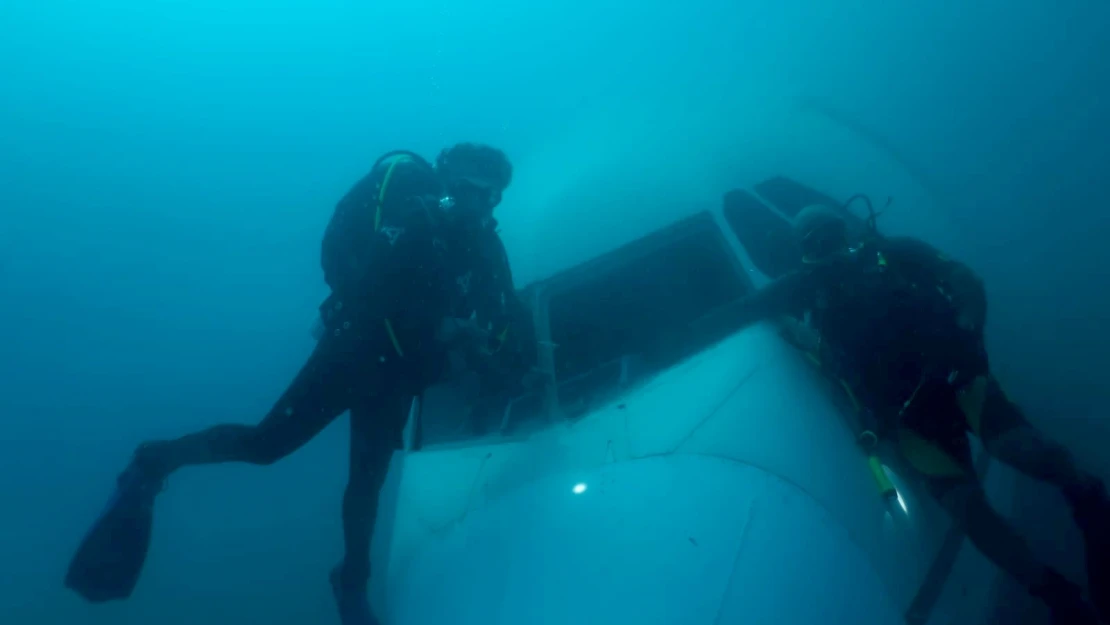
[572,483,587,495]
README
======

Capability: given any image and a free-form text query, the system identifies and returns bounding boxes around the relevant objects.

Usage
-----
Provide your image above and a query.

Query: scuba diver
[692,198,1110,624]
[65,143,538,625]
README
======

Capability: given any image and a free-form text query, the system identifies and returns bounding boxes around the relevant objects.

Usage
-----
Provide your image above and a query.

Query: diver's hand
[437,313,493,354]
[778,317,821,352]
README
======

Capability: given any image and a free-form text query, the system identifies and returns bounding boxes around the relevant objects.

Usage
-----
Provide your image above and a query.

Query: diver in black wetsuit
[692,202,1110,624]
[65,143,537,625]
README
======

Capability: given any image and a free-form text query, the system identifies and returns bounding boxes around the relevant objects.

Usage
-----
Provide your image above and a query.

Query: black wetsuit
[137,153,534,592]
[722,236,1110,623]
[696,236,1005,463]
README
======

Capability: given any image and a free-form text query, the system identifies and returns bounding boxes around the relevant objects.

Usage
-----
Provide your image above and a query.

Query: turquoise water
[1,1,1108,623]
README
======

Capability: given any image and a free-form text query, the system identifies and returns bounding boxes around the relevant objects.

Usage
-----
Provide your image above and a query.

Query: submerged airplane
[368,175,1000,625]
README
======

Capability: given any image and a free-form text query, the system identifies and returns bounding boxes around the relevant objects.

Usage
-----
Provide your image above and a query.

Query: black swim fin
[331,565,381,625]
[1071,481,1110,623]
[1030,569,1101,625]
[65,462,161,603]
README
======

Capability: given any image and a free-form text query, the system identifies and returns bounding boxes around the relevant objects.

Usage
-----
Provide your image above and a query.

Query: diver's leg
[339,393,410,587]
[928,477,1046,586]
[135,334,362,478]
[972,377,1097,493]
[331,390,411,625]
[926,476,1098,623]
[66,334,367,603]
[896,412,1049,590]
[969,376,1110,620]
[896,387,1099,624]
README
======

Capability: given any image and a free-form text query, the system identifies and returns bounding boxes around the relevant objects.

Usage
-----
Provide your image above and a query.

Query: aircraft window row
[413,177,878,450]
[413,210,756,450]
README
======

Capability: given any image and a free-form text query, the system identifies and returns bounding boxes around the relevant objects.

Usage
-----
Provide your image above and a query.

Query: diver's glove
[437,313,494,355]
[777,316,821,353]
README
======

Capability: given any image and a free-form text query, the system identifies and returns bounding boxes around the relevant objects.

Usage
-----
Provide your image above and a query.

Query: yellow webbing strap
[374,154,412,357]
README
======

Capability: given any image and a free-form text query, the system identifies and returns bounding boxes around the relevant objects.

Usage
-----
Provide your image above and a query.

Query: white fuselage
[371,321,981,624]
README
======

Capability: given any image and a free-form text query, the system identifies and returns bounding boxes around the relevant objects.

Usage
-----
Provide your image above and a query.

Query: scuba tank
[313,151,442,341]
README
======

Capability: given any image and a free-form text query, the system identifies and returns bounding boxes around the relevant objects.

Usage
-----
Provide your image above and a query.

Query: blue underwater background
[1,1,1108,623]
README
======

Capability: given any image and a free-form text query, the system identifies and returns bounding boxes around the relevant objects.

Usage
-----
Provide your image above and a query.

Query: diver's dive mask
[439,176,502,221]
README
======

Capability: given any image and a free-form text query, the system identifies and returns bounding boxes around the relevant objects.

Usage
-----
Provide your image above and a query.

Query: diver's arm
[467,235,539,390]
[641,271,814,367]
[639,270,815,364]
[486,236,535,358]
[692,270,815,337]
